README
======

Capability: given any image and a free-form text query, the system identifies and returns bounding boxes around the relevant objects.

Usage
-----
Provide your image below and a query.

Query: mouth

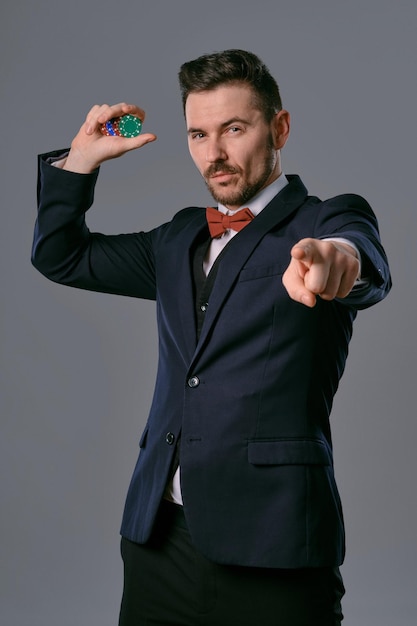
[208,171,238,184]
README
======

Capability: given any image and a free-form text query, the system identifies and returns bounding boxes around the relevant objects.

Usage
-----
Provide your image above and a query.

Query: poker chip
[118,114,142,137]
[100,118,119,136]
[105,120,117,136]
[100,115,142,138]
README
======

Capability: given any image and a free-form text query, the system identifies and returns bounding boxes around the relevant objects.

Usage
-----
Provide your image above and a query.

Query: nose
[205,138,227,163]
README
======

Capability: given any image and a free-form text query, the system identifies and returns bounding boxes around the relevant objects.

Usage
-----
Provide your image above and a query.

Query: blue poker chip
[105,120,117,136]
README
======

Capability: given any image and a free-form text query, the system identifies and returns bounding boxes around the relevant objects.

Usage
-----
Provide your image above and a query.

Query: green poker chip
[118,114,142,138]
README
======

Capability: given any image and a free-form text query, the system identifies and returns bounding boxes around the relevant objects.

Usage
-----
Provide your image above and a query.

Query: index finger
[290,239,319,265]
[97,103,146,125]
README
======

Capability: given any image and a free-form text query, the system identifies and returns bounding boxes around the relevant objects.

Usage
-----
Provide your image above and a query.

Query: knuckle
[321,240,336,256]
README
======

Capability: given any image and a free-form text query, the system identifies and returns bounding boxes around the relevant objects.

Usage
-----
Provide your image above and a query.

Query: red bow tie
[206,206,255,238]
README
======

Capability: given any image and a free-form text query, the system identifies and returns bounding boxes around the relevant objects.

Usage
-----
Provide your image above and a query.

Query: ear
[271,110,290,150]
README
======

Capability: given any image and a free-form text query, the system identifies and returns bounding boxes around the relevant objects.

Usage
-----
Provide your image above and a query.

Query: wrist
[332,241,358,258]
[63,147,99,174]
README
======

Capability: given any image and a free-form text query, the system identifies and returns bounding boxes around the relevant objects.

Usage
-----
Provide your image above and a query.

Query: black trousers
[118,501,345,626]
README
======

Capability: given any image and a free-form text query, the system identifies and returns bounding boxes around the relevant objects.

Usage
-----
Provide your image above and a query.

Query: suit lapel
[190,176,308,366]
[165,210,208,365]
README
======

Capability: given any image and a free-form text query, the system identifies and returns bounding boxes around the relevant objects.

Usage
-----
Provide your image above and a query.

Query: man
[32,49,391,625]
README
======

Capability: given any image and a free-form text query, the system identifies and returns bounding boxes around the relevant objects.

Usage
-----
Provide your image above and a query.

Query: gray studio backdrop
[1,1,416,624]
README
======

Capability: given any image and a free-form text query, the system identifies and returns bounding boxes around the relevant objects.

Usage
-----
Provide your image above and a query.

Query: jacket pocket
[248,438,332,466]
[239,262,287,282]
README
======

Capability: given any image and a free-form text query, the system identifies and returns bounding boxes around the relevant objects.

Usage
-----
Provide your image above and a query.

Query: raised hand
[64,103,157,174]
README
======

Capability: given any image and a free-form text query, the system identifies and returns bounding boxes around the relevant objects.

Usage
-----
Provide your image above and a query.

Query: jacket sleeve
[313,193,392,309]
[31,151,159,300]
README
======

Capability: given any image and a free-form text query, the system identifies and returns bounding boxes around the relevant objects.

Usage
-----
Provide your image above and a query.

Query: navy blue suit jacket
[32,153,391,568]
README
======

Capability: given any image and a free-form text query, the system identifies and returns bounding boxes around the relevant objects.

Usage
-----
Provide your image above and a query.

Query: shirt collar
[217,173,289,216]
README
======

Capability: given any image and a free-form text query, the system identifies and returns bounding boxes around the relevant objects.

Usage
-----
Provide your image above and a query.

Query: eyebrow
[187,116,252,135]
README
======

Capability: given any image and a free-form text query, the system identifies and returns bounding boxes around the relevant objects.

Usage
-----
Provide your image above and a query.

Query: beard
[203,137,277,208]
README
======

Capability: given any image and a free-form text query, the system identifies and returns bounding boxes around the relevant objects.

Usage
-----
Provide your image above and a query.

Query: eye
[191,132,206,140]
[226,126,243,137]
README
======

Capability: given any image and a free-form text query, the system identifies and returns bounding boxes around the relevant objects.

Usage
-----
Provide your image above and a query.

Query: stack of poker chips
[100,114,142,138]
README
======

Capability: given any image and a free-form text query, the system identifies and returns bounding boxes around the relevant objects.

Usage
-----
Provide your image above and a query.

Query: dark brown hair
[178,49,282,122]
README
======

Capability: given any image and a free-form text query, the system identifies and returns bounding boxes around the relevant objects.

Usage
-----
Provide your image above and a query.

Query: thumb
[123,133,158,151]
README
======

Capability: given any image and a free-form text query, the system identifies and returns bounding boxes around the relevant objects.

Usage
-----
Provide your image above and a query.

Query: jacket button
[187,376,200,388]
[165,432,175,445]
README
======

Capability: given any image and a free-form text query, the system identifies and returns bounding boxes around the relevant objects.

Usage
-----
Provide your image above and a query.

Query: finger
[290,245,310,266]
[290,239,318,265]
[96,102,146,125]
[116,133,158,152]
[313,259,360,301]
[334,265,360,299]
[319,249,360,300]
[282,262,317,308]
[303,262,331,295]
[85,103,147,135]
[315,270,343,301]
[119,103,146,122]
[85,104,111,134]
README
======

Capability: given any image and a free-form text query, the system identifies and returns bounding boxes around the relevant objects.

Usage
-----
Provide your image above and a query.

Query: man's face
[185,83,289,210]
